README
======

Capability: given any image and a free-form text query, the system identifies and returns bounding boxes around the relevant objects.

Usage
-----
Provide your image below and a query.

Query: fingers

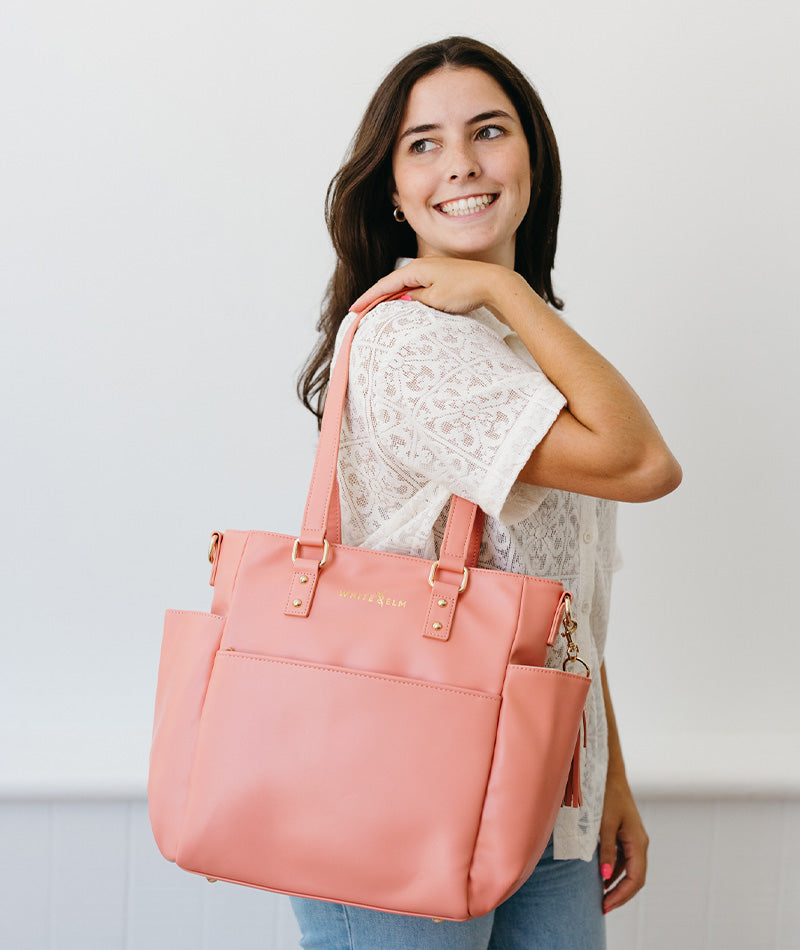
[350,257,495,315]
[598,803,626,884]
[603,872,643,913]
[602,835,648,914]
[598,827,618,884]
[609,843,626,884]
[598,776,649,914]
[350,266,426,313]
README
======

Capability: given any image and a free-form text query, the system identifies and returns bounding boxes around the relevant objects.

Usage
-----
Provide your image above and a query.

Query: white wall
[2,0,798,808]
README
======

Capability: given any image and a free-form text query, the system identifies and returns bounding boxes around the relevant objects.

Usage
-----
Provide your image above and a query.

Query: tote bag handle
[296,294,483,576]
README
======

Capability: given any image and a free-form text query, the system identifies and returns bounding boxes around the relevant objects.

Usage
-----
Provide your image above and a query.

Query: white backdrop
[1,0,798,797]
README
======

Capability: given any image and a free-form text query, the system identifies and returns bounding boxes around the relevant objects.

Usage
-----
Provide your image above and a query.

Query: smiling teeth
[439,194,495,216]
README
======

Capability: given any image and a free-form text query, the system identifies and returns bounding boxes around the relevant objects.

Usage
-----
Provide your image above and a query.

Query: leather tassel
[563,712,587,808]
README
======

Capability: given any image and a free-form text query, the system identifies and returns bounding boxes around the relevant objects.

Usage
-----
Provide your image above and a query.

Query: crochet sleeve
[347,299,566,520]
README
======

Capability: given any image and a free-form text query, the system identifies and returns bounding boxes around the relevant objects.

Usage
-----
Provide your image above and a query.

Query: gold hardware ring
[292,538,330,568]
[428,561,469,592]
[208,532,221,564]
[560,595,590,676]
[561,592,577,633]
[563,655,591,677]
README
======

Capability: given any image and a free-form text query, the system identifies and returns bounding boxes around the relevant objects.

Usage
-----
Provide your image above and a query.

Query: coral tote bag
[148,293,591,921]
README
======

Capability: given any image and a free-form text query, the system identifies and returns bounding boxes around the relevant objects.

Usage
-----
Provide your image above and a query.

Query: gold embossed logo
[337,589,407,608]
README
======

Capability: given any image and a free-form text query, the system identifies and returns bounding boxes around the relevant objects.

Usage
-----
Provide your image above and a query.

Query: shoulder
[355,299,507,357]
[358,298,458,339]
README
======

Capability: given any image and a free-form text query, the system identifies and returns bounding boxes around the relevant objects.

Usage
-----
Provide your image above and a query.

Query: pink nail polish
[600,863,613,881]
[400,294,413,301]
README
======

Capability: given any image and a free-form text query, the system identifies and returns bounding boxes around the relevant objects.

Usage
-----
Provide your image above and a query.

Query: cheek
[517,156,533,207]
[392,165,411,206]
[394,168,433,211]
[495,148,531,195]
[507,141,532,185]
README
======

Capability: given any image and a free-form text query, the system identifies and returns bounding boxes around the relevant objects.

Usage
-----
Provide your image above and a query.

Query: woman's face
[391,67,532,269]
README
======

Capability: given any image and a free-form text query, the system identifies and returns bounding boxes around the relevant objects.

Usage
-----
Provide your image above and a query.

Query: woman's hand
[599,771,649,914]
[598,663,649,914]
[350,257,517,317]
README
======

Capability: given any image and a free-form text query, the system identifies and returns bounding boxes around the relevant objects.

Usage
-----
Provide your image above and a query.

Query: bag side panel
[508,578,564,668]
[209,530,250,617]
[467,666,590,917]
[176,651,501,920]
[148,610,225,861]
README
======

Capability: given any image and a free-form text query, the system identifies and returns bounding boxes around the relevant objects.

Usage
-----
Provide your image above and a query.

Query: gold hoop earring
[393,207,406,223]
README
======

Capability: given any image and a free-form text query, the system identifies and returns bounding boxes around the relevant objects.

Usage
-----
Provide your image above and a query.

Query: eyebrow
[397,110,514,142]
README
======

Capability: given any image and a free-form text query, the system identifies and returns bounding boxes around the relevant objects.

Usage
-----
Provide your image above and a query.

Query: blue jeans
[290,838,606,949]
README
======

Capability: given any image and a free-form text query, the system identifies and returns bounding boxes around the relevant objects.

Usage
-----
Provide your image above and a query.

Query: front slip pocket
[177,651,501,920]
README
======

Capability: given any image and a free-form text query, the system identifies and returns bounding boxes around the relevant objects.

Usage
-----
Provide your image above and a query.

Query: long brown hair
[298,36,564,424]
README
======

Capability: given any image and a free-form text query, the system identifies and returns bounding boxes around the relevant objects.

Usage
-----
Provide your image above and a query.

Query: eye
[409,138,436,154]
[475,125,504,141]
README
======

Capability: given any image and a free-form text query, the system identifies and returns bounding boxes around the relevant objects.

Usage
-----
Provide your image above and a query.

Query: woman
[295,36,681,949]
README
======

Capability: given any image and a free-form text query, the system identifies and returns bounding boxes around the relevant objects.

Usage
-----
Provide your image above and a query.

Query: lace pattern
[334,299,619,861]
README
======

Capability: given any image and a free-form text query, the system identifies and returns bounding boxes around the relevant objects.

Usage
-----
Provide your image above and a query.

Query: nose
[448,142,479,181]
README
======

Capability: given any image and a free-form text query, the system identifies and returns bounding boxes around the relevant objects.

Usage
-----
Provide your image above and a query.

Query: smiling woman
[391,68,532,267]
[294,35,680,950]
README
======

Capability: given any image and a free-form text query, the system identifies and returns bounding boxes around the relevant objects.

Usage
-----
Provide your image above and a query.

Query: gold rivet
[432,622,443,631]
[299,575,309,583]
[206,877,218,883]
[292,599,302,607]
[432,918,443,923]
[437,598,447,607]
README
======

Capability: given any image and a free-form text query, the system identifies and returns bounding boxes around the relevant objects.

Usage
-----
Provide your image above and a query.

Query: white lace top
[333,295,619,862]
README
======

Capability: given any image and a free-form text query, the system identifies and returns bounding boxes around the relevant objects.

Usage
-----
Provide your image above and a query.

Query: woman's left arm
[599,662,649,914]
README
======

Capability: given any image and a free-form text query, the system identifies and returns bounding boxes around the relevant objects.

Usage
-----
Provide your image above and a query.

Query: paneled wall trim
[1,798,799,950]
[3,728,799,800]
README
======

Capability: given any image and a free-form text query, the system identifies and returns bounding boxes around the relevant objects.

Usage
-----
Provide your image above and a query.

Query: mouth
[435,193,498,217]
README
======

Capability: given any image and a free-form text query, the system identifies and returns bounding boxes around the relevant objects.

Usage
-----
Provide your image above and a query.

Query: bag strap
[328,476,484,569]
[295,293,482,573]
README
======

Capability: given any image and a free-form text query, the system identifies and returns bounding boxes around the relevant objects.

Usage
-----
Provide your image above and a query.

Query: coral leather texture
[147,293,591,921]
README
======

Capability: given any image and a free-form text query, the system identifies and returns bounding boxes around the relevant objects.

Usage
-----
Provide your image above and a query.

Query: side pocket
[147,610,225,861]
[468,665,590,917]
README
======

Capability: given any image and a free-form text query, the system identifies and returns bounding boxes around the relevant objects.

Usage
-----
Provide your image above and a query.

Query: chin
[447,244,504,264]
